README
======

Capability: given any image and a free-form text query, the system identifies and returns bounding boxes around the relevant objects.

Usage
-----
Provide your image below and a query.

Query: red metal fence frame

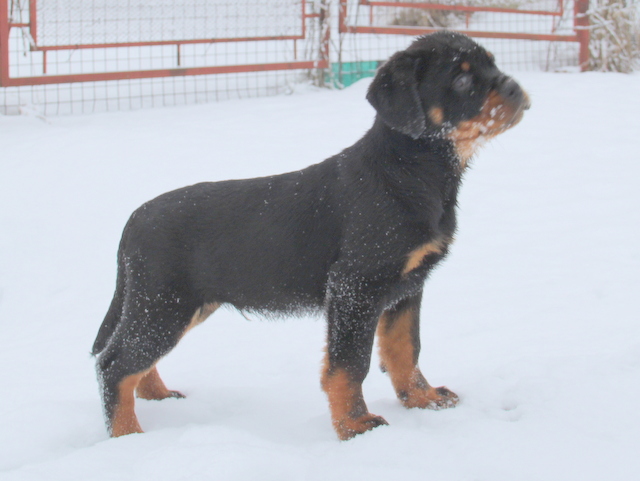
[0,0,330,87]
[339,0,590,70]
[0,0,9,85]
[0,0,592,89]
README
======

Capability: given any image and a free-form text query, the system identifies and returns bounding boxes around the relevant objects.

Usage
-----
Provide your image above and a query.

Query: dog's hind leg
[135,366,185,401]
[92,255,127,356]
[321,282,389,440]
[135,303,219,401]
[377,292,459,410]
[96,294,211,437]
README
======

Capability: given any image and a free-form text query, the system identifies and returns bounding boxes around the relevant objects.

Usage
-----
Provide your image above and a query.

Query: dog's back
[119,161,343,315]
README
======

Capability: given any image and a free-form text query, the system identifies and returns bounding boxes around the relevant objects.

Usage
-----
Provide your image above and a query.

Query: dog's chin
[497,90,530,132]
[485,105,527,137]
[502,101,529,130]
[445,101,527,167]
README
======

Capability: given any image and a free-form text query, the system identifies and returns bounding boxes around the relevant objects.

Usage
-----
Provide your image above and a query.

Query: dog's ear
[366,54,426,139]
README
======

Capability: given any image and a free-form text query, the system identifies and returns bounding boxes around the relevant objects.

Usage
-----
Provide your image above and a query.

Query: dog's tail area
[92,252,127,356]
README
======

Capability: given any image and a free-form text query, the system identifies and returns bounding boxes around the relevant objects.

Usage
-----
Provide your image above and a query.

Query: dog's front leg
[377,292,459,410]
[321,283,388,440]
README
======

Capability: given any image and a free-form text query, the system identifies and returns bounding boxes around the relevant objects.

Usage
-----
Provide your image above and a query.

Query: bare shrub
[588,0,640,72]
[389,5,466,29]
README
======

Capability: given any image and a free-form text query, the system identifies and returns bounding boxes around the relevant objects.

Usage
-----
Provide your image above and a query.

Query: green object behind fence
[328,61,382,88]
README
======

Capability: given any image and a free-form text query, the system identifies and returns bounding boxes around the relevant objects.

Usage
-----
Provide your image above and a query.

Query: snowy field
[1,71,639,480]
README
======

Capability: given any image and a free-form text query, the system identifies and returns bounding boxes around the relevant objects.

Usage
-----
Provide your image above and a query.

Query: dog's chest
[396,195,458,279]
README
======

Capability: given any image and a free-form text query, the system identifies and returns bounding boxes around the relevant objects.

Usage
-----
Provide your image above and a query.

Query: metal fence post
[574,0,591,70]
[316,0,330,87]
[0,0,10,86]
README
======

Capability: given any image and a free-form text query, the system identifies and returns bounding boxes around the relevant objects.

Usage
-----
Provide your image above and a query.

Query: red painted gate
[338,0,590,70]
[1,1,590,114]
[0,0,329,88]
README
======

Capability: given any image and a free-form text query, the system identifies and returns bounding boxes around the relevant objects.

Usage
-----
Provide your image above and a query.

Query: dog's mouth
[447,87,530,166]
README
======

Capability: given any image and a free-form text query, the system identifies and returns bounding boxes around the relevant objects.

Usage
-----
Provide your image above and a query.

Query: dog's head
[367,31,530,162]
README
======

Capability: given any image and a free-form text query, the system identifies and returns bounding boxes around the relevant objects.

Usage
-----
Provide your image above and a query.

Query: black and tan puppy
[93,31,529,440]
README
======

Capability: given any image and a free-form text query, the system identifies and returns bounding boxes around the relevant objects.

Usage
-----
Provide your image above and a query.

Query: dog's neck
[365,118,464,177]
[352,118,463,214]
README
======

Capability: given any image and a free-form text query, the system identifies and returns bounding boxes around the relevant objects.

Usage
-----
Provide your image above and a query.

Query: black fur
[93,31,529,438]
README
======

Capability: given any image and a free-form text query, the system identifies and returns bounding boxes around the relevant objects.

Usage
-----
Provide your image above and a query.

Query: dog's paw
[400,385,459,410]
[334,413,389,441]
[137,388,186,401]
[167,390,186,399]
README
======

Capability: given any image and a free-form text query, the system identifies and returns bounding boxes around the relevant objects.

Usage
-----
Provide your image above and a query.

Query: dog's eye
[452,74,472,92]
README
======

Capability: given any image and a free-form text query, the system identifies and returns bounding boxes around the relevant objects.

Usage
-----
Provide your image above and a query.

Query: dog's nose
[497,76,531,110]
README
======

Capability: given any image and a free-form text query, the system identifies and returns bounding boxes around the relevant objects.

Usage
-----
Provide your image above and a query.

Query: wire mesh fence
[1,0,589,115]
[1,0,327,114]
[332,0,584,87]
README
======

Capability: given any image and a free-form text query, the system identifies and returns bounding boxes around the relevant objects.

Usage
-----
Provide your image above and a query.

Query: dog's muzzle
[496,75,531,113]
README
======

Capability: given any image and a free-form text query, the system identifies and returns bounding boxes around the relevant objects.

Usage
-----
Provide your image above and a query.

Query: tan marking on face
[111,372,146,437]
[448,89,526,166]
[461,61,471,71]
[402,239,447,276]
[428,106,444,125]
[487,51,495,61]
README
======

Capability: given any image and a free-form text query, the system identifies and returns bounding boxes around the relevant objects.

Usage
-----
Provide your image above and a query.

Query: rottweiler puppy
[93,31,529,440]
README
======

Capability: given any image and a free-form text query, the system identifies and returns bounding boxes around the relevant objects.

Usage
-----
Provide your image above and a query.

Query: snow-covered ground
[1,71,639,480]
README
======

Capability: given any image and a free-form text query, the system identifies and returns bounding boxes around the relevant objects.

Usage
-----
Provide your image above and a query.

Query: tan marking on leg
[402,239,446,276]
[377,309,416,398]
[461,61,471,71]
[111,372,146,437]
[377,310,459,410]
[136,366,185,400]
[182,302,220,338]
[428,106,444,125]
[321,353,388,440]
[136,302,220,401]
